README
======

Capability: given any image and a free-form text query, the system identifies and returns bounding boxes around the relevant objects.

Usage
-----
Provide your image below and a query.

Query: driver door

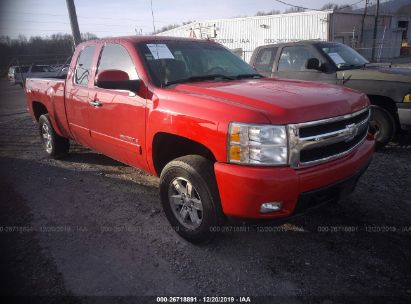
[88,43,147,169]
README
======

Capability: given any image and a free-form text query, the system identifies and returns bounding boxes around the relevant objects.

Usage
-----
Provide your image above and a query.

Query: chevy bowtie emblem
[345,123,358,142]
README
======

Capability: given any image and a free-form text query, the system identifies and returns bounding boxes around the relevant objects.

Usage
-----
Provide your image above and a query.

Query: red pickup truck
[26,36,374,242]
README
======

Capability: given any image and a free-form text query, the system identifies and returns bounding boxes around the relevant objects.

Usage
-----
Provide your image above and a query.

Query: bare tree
[284,7,305,13]
[81,32,98,41]
[153,21,195,34]
[255,10,281,16]
[0,32,98,76]
[321,2,353,11]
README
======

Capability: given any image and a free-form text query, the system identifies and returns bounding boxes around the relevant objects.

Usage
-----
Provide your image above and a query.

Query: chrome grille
[288,108,370,168]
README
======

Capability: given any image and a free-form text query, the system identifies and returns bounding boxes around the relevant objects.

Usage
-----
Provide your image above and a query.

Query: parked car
[25,36,374,242]
[250,41,411,147]
[8,66,16,82]
[14,64,56,87]
[9,66,29,85]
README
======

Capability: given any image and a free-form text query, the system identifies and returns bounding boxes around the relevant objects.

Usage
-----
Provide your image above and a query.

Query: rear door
[88,43,147,169]
[274,45,337,84]
[65,45,96,147]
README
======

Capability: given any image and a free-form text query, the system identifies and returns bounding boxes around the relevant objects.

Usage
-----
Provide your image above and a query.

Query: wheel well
[32,101,48,121]
[152,133,216,176]
[367,95,399,123]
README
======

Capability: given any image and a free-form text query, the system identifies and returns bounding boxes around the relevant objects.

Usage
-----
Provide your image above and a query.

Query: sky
[0,0,368,39]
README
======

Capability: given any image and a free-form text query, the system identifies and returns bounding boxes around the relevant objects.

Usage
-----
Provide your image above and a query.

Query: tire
[38,114,69,159]
[160,155,223,243]
[369,105,396,149]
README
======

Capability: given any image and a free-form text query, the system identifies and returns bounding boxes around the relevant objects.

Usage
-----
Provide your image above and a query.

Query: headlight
[403,94,410,103]
[228,123,288,165]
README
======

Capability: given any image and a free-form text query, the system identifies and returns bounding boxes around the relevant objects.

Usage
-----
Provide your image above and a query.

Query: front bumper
[398,103,411,129]
[214,136,374,219]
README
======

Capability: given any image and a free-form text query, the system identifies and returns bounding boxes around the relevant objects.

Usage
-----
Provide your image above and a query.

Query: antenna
[150,0,163,87]
[150,0,160,59]
[150,0,157,34]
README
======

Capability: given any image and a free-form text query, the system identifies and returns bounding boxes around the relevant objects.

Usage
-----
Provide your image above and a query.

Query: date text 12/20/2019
[156,296,251,303]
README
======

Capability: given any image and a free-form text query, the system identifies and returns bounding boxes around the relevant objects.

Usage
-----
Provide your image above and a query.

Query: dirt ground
[0,79,410,303]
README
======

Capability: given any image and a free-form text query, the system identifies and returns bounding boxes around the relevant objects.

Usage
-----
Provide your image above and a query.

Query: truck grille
[288,108,370,168]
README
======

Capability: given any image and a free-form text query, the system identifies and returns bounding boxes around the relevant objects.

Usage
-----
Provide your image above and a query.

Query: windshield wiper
[234,73,263,79]
[165,74,235,86]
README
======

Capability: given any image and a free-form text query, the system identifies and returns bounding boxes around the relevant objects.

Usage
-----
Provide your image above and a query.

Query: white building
[158,10,410,62]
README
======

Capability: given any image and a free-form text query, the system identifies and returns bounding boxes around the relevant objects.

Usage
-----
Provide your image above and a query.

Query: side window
[278,46,317,72]
[75,46,96,86]
[97,44,138,80]
[254,47,277,73]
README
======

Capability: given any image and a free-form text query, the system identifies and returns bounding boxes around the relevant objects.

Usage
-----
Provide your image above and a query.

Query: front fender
[145,90,269,175]
[337,70,411,103]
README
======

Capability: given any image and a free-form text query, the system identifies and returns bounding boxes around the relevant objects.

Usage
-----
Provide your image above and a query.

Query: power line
[0,27,134,34]
[272,0,366,12]
[339,0,368,10]
[1,10,138,21]
[1,10,174,24]
[0,19,142,28]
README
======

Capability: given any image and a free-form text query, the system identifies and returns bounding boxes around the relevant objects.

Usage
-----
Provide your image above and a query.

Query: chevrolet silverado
[25,37,374,242]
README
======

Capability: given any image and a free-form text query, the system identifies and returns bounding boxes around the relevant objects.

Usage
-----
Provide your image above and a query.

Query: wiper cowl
[165,74,235,86]
[234,73,263,79]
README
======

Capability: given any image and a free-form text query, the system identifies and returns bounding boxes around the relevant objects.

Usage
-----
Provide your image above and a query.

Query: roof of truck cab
[256,40,341,49]
[79,36,218,46]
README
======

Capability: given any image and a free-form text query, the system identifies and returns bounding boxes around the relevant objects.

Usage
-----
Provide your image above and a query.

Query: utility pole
[371,0,380,62]
[66,0,81,46]
[360,0,369,46]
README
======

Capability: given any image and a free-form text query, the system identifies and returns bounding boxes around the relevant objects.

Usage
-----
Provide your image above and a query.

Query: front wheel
[38,114,69,159]
[369,105,396,149]
[160,155,223,243]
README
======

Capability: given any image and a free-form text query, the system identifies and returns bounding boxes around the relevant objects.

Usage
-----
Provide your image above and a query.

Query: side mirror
[96,69,140,93]
[306,58,320,70]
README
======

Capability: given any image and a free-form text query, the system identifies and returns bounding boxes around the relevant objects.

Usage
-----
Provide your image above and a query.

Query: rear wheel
[369,105,396,149]
[160,155,223,243]
[38,114,69,159]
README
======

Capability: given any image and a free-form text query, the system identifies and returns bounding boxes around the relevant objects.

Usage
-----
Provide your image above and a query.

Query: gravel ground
[0,79,411,303]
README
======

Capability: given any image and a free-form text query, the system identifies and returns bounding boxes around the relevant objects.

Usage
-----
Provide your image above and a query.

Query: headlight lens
[403,94,410,103]
[228,123,288,165]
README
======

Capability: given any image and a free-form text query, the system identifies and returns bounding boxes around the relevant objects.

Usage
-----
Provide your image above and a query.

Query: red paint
[215,138,374,218]
[25,36,374,220]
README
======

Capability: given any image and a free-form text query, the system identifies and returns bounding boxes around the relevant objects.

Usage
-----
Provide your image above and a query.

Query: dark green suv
[250,41,411,147]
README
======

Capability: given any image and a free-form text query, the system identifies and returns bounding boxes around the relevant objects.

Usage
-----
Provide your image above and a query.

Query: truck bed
[26,77,71,138]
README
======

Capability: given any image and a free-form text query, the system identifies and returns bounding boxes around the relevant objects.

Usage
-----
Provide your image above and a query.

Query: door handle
[89,100,102,107]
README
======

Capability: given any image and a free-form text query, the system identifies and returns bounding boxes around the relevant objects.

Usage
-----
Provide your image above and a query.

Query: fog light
[260,202,282,213]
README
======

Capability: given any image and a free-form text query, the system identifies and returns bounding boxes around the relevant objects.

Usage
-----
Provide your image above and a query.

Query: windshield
[136,40,260,87]
[319,43,369,70]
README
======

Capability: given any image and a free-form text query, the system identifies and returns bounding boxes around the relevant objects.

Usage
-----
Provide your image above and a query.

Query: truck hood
[337,66,411,83]
[174,78,368,124]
